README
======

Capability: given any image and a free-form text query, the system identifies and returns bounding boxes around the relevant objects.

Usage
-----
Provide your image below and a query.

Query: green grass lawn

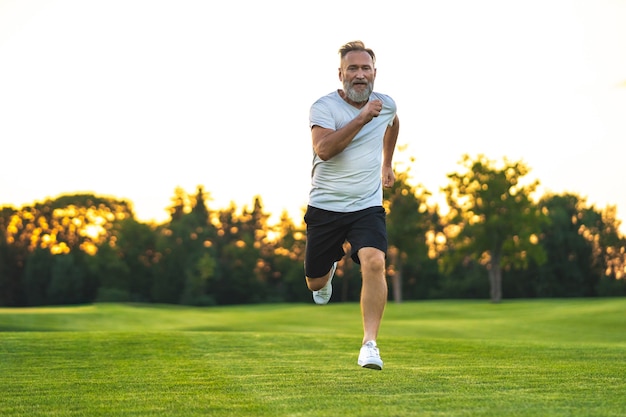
[1,298,625,416]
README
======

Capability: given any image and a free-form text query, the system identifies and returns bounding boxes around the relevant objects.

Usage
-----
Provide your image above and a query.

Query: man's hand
[360,99,383,123]
[382,165,395,188]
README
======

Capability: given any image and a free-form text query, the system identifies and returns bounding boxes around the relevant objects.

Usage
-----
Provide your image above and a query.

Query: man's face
[339,50,376,103]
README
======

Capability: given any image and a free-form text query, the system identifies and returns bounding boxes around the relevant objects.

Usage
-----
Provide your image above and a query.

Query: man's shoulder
[312,91,341,106]
[371,91,395,103]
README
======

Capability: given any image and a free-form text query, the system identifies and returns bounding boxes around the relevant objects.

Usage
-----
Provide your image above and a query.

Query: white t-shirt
[308,90,397,212]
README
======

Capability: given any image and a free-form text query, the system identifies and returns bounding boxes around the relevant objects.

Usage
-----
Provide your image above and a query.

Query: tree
[153,186,218,305]
[107,218,157,302]
[530,194,626,297]
[534,194,597,297]
[442,154,548,302]
[268,209,309,302]
[210,198,270,304]
[384,163,440,302]
[179,185,218,305]
[22,247,54,306]
[595,205,626,295]
[46,253,86,305]
[0,207,27,306]
[0,194,135,306]
[577,202,626,295]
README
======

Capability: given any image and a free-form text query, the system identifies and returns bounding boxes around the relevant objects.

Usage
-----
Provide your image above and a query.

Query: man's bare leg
[358,247,387,344]
[305,267,333,291]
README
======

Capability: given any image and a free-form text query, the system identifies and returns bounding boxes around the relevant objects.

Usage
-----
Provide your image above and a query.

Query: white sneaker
[358,340,383,370]
[312,262,337,305]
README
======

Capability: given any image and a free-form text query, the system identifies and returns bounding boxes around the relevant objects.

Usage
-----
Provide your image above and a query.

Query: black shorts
[304,205,387,279]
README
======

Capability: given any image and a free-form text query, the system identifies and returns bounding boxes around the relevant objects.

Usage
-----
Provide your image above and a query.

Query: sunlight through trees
[1,156,625,307]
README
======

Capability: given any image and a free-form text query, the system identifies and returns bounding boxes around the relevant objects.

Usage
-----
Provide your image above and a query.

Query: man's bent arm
[383,115,400,168]
[312,100,383,161]
[381,115,400,188]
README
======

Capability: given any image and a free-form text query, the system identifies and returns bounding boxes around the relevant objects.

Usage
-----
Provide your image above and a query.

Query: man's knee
[358,248,386,275]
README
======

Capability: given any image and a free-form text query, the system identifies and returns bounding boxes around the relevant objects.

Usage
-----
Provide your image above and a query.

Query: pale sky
[1,0,625,231]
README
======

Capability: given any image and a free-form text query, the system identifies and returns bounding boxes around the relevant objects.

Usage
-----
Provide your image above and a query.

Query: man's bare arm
[382,115,400,187]
[312,100,383,161]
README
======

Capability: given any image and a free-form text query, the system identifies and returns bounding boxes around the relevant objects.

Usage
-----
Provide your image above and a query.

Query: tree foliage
[442,154,548,302]
[384,163,441,301]
[0,157,624,307]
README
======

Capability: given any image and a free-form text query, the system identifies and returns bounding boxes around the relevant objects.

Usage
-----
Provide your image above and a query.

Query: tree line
[1,154,624,307]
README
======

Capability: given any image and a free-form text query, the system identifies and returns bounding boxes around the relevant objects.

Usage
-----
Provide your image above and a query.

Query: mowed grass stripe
[1,299,625,416]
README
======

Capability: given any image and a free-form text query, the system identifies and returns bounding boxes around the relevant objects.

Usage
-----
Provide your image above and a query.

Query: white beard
[344,80,373,103]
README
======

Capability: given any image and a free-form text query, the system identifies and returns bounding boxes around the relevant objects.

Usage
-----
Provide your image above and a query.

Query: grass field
[1,298,625,416]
